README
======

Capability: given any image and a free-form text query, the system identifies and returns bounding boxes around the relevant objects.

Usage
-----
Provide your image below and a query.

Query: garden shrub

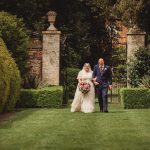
[17,86,63,108]
[139,75,150,88]
[128,48,150,87]
[0,11,28,75]
[66,68,80,99]
[0,38,21,113]
[22,74,42,89]
[120,88,150,109]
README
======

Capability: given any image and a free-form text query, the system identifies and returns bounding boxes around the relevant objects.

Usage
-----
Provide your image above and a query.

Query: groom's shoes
[100,109,108,113]
[104,110,108,113]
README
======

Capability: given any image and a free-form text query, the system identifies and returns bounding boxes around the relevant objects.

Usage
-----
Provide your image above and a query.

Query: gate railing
[109,78,127,103]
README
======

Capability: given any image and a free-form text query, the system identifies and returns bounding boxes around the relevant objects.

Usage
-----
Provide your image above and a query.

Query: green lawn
[0,104,150,150]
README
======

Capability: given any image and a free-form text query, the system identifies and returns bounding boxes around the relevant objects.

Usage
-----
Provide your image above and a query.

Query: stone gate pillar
[127,25,146,87]
[42,11,61,85]
[127,26,146,59]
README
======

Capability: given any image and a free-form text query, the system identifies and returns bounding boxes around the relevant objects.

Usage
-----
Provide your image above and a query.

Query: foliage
[0,0,150,70]
[66,68,80,99]
[112,0,150,34]
[17,86,63,108]
[0,11,29,75]
[17,90,37,108]
[137,0,150,34]
[80,0,117,19]
[113,0,143,27]
[59,0,109,68]
[120,88,150,109]
[0,0,111,68]
[128,48,150,87]
[0,0,52,31]
[81,0,150,34]
[0,38,21,113]
[60,69,69,105]
[139,75,150,89]
[22,75,43,89]
[22,74,51,89]
[112,47,127,80]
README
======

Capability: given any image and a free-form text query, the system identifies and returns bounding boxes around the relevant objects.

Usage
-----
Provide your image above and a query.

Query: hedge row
[66,68,80,99]
[0,38,21,113]
[120,88,150,109]
[17,86,63,108]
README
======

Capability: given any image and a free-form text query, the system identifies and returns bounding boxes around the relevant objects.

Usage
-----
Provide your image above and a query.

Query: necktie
[100,66,103,71]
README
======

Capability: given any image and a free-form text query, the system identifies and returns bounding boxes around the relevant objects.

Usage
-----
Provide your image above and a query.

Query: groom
[93,58,112,113]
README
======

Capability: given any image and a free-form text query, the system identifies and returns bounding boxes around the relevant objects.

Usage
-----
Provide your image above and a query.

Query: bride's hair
[82,63,91,71]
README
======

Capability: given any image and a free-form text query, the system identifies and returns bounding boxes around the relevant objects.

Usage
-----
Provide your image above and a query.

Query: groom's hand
[109,85,112,90]
[94,81,99,86]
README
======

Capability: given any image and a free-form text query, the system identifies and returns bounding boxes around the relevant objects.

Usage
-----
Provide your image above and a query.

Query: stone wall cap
[42,30,61,34]
[127,32,146,35]
[127,26,146,35]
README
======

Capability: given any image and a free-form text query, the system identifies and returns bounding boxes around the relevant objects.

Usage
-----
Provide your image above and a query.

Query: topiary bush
[66,68,80,99]
[120,88,150,109]
[0,38,21,113]
[0,11,29,75]
[17,86,63,108]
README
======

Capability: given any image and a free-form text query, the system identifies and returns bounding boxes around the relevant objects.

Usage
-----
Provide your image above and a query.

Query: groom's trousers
[97,85,108,112]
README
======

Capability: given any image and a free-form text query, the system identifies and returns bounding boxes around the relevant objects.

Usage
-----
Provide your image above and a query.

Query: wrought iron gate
[109,34,127,103]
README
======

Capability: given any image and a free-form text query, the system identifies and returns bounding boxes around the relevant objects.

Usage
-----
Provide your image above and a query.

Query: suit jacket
[93,64,112,87]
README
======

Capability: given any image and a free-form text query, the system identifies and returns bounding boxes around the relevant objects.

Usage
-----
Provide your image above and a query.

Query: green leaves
[128,48,150,87]
[0,38,21,113]
[81,0,116,18]
[66,68,80,99]
[120,88,150,109]
[139,75,150,89]
[0,11,29,75]
[17,86,63,108]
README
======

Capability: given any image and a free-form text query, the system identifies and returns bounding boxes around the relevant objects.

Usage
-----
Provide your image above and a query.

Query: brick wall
[27,38,42,77]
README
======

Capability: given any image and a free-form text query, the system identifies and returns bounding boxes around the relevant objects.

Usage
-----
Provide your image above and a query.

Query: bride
[71,63,95,113]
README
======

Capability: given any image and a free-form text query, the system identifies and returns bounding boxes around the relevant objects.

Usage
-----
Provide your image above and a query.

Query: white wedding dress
[71,70,95,113]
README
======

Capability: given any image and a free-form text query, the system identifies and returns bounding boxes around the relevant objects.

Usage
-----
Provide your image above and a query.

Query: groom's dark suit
[93,64,112,112]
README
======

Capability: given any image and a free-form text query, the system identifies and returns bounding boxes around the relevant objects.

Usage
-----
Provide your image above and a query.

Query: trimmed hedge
[66,68,80,99]
[17,86,63,108]
[0,38,21,113]
[120,88,150,109]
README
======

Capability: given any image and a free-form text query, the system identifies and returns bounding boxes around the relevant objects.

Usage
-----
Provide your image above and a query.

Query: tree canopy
[0,0,149,70]
[0,11,28,75]
[0,0,111,68]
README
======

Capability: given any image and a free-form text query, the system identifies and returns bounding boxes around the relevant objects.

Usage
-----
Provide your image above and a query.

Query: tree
[0,11,29,75]
[0,0,54,31]
[80,0,117,19]
[112,0,143,27]
[58,0,108,68]
[0,0,114,68]
[137,0,150,34]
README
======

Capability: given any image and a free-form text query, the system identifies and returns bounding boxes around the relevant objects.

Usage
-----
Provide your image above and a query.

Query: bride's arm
[77,71,83,83]
[78,78,82,83]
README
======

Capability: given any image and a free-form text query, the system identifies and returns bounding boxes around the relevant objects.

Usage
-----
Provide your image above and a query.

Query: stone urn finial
[47,11,57,31]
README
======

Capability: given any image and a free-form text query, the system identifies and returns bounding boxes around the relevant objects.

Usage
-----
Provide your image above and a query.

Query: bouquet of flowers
[79,81,91,94]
